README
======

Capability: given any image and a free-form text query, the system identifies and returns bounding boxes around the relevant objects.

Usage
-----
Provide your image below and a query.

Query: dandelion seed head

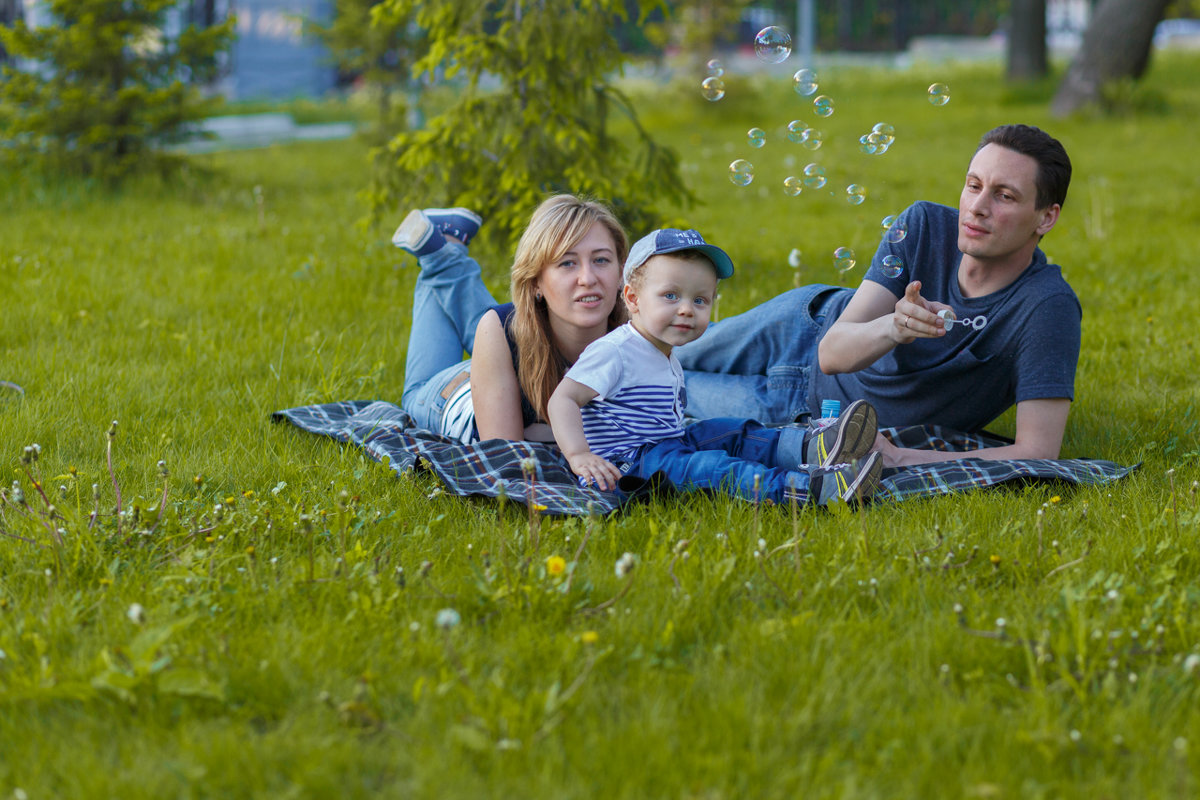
[1069,729,1081,742]
[435,608,461,630]
[127,603,146,625]
[409,621,420,632]
[1184,654,1200,674]
[615,552,636,578]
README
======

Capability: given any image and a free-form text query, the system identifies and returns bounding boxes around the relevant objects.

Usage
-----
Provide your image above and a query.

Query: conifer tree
[0,0,233,179]
[368,0,693,250]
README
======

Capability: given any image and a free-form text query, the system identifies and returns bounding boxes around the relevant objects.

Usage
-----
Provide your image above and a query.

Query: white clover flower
[615,552,636,579]
[1183,654,1200,675]
[127,603,146,625]
[435,608,461,630]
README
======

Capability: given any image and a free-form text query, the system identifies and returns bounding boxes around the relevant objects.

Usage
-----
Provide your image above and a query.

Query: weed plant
[1,52,1199,798]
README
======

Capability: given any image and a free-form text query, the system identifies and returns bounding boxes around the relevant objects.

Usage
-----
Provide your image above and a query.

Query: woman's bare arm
[470,310,528,441]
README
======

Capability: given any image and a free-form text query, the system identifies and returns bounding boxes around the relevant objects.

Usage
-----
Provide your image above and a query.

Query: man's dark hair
[977,124,1071,210]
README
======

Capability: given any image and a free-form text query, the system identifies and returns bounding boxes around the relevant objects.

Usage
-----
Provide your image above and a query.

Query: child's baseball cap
[623,228,735,283]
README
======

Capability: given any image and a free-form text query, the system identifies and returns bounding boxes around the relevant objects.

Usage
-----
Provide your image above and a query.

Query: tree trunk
[1007,0,1047,81]
[1050,0,1170,116]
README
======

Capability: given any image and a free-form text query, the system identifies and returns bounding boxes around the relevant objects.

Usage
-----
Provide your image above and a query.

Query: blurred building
[4,0,338,100]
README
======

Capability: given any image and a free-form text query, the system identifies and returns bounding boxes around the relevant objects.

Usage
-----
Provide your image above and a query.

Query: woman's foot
[392,209,445,257]
[424,207,482,246]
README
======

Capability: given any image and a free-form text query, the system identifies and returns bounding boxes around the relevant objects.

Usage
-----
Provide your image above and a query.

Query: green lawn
[2,51,1199,798]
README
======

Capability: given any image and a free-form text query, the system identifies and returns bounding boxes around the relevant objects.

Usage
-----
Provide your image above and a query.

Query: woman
[394,195,628,443]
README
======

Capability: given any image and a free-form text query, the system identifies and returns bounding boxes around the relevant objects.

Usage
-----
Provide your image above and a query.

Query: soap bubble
[729,159,754,186]
[812,95,835,117]
[881,255,904,278]
[802,128,823,150]
[927,83,950,106]
[783,176,803,196]
[858,134,879,155]
[846,184,867,205]
[788,248,803,268]
[786,120,807,143]
[882,216,908,244]
[701,76,725,102]
[871,122,895,144]
[747,127,766,148]
[792,68,818,96]
[754,26,792,63]
[706,58,724,77]
[833,247,856,273]
[802,163,826,189]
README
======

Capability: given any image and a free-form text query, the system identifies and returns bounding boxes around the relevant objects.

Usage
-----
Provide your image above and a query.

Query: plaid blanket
[272,400,1138,516]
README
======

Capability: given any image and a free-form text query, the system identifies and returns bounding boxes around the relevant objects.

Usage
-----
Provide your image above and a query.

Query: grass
[2,50,1200,798]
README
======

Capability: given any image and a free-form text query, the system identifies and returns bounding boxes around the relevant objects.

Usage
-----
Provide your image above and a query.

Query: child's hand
[565,452,623,492]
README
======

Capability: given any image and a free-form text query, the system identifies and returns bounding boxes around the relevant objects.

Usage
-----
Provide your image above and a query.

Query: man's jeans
[675,284,845,424]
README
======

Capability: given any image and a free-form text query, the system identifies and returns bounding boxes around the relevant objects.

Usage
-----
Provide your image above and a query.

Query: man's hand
[892,281,955,344]
[564,452,623,492]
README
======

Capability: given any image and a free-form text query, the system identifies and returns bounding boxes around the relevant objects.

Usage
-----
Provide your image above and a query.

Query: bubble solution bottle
[815,399,841,431]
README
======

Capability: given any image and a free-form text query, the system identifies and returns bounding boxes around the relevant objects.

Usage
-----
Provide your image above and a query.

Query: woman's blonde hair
[510,195,629,421]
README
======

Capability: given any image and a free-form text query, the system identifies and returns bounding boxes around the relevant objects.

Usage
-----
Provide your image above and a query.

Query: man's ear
[1035,203,1060,236]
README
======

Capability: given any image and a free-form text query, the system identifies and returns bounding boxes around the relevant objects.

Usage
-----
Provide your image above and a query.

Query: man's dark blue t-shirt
[808,201,1082,432]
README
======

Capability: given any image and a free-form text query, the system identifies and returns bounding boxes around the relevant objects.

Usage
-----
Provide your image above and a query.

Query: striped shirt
[564,323,686,463]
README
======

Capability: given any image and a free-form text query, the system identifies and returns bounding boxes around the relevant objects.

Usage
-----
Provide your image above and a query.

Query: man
[675,124,1079,466]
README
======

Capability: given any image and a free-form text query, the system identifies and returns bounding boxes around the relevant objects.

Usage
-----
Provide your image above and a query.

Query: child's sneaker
[392,209,445,257]
[806,398,877,467]
[424,207,482,245]
[811,451,883,507]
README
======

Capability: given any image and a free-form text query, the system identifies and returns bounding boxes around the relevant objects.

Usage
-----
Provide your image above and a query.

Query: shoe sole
[392,209,433,251]
[818,399,877,467]
[840,451,883,505]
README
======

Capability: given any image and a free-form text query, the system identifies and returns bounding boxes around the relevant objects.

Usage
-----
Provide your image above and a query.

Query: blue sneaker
[391,209,445,257]
[424,207,482,245]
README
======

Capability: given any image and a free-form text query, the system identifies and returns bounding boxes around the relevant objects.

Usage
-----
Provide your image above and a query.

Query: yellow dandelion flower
[245,545,256,556]
[1050,495,1061,504]
[989,554,1001,565]
[545,555,566,576]
[242,490,255,499]
[580,630,599,645]
[531,503,548,512]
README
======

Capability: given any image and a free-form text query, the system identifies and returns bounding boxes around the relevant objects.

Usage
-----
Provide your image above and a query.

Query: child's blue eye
[663,292,677,301]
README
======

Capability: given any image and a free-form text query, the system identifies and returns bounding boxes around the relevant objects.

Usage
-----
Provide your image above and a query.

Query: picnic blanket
[272,400,1138,516]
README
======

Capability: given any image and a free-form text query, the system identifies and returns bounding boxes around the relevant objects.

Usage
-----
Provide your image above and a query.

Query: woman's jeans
[401,243,496,431]
[623,417,812,504]
[675,284,845,424]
